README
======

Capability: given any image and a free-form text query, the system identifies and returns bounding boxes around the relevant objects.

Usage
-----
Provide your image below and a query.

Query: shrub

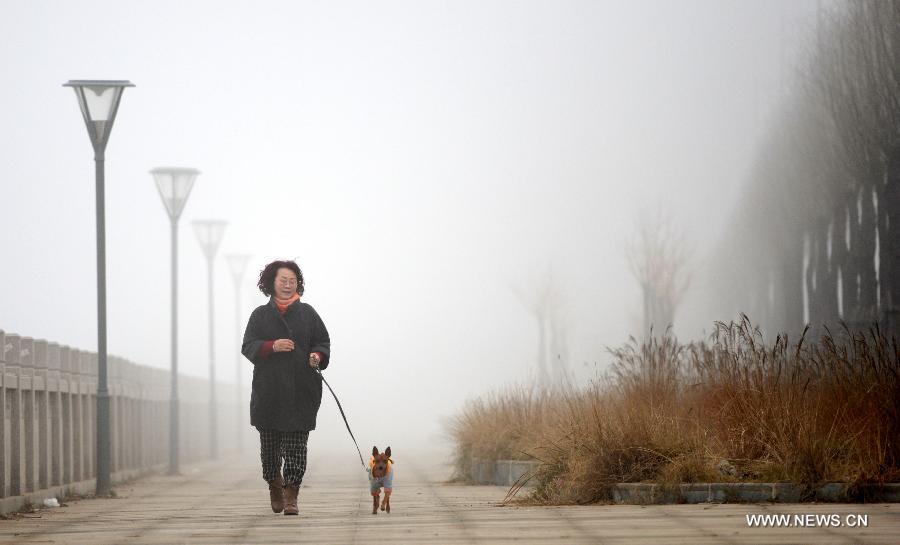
[448,317,900,504]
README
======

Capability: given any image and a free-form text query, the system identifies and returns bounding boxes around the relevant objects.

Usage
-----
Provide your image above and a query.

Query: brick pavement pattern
[1,458,898,544]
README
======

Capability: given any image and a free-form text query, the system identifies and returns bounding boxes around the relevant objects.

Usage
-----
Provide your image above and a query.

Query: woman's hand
[308,352,321,369]
[273,339,295,352]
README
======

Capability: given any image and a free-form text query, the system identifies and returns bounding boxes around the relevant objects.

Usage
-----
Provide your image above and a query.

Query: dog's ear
[385,446,391,458]
[372,446,379,456]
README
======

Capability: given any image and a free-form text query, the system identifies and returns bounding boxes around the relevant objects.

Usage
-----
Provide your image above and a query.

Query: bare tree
[626,209,691,339]
[815,1,900,329]
[511,269,570,388]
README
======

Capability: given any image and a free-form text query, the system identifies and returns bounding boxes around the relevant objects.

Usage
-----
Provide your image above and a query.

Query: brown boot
[268,474,284,513]
[283,484,299,515]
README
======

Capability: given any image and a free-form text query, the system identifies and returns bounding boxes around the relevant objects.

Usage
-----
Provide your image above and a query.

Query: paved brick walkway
[1,456,898,544]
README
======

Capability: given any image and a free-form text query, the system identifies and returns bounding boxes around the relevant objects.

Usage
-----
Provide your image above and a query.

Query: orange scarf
[274,293,300,314]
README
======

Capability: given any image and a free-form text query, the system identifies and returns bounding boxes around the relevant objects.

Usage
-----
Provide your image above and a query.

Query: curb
[468,460,900,503]
[470,459,539,487]
[0,466,162,516]
[608,483,900,504]
[609,482,900,504]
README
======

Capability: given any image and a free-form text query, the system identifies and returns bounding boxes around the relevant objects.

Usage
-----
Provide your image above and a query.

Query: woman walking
[241,260,331,515]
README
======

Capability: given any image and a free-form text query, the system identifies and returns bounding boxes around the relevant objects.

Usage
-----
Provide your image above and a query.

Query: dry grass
[448,317,900,504]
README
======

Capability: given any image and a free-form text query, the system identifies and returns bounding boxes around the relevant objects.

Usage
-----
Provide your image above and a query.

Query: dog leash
[273,307,368,473]
[316,368,369,473]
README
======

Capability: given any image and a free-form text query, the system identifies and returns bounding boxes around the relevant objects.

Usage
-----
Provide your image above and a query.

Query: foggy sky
[0,0,818,454]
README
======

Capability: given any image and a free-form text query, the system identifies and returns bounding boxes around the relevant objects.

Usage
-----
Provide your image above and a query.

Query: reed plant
[448,317,900,504]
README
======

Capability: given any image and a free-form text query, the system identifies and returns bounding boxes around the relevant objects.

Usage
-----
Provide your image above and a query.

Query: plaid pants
[259,429,310,486]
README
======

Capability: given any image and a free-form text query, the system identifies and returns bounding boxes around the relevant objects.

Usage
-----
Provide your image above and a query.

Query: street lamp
[151,167,199,474]
[193,220,227,460]
[63,79,134,496]
[225,254,252,452]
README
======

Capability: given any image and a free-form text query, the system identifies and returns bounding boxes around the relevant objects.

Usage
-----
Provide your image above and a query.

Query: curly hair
[257,260,305,297]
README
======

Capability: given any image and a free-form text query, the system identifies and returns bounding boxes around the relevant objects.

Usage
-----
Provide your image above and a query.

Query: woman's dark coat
[242,298,331,431]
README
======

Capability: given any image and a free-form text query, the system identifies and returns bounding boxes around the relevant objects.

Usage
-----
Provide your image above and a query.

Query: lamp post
[151,167,199,474]
[193,220,227,460]
[63,80,134,496]
[225,254,252,452]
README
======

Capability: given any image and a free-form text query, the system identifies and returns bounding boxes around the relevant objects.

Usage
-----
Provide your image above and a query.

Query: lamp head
[151,167,200,221]
[63,80,134,153]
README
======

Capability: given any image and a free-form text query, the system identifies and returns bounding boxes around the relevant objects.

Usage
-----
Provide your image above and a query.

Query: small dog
[368,446,393,514]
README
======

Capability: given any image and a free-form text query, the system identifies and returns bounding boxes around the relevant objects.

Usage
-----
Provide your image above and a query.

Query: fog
[0,1,818,461]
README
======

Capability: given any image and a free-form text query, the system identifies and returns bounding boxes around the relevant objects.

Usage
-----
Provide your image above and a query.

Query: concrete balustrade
[0,329,246,514]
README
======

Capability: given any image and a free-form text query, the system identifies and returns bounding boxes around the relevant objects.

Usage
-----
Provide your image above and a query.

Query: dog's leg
[372,491,380,515]
[382,489,391,513]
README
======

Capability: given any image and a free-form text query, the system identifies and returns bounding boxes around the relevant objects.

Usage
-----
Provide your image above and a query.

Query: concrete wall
[0,328,247,509]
